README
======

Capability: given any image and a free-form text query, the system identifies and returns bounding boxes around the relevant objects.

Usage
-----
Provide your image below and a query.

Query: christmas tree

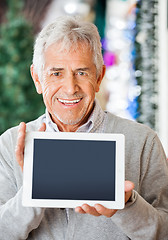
[0,0,44,134]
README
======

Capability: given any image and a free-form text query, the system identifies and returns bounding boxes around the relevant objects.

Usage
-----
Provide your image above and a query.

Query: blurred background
[0,0,167,155]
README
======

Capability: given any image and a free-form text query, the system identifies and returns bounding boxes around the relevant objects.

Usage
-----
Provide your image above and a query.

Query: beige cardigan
[0,111,168,239]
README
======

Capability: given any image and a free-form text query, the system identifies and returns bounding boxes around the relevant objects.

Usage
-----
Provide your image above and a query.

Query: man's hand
[15,122,46,172]
[75,180,134,218]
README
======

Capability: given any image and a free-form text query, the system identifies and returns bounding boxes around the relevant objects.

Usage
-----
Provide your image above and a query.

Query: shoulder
[104,112,160,158]
[105,111,156,139]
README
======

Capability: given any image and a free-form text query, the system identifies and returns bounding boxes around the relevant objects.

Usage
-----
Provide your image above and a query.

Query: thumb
[125,180,134,203]
[125,180,134,192]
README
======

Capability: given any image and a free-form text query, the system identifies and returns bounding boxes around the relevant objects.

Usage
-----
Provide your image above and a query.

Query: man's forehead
[43,41,95,73]
[44,53,95,73]
[45,40,92,55]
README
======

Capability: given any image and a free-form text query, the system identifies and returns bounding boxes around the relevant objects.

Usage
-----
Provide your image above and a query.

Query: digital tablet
[22,132,125,209]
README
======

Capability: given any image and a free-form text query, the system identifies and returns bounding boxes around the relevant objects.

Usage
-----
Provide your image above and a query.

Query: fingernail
[95,204,101,211]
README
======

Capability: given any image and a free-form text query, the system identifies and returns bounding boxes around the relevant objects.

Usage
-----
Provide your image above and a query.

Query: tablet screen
[22,132,125,209]
[32,139,115,201]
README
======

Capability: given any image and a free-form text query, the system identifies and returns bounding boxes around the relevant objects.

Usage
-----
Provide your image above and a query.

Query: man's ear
[30,64,43,94]
[95,65,106,93]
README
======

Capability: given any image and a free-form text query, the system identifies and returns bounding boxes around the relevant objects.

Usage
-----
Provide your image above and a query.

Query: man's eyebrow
[76,68,90,71]
[49,67,64,72]
[46,67,90,73]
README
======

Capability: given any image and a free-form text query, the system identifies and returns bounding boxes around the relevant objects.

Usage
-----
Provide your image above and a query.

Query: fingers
[75,204,116,218]
[94,204,117,218]
[75,206,86,214]
[15,122,26,172]
[75,204,101,217]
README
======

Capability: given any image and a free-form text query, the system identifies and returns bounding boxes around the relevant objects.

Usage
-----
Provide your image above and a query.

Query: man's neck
[49,105,95,132]
[55,123,80,132]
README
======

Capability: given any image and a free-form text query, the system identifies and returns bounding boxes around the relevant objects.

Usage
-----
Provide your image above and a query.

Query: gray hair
[32,15,104,80]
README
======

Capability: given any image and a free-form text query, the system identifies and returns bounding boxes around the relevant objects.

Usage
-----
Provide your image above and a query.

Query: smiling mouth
[57,98,82,105]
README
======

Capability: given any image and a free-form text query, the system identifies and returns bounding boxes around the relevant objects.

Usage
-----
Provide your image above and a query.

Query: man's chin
[58,118,83,126]
[53,112,85,126]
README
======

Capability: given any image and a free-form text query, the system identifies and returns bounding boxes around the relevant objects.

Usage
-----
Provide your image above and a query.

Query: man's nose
[64,74,79,94]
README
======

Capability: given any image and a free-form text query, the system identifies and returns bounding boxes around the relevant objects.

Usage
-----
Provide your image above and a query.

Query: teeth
[58,99,81,104]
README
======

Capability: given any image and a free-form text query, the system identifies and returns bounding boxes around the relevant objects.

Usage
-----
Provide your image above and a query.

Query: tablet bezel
[22,132,125,209]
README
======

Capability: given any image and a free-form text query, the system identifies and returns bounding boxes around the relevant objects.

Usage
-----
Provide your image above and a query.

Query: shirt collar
[45,99,105,133]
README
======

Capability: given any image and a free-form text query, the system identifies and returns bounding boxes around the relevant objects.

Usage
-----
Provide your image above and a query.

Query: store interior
[0,0,167,155]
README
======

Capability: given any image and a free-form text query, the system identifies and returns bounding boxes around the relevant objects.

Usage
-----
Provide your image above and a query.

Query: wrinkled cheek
[42,89,53,109]
[43,88,50,99]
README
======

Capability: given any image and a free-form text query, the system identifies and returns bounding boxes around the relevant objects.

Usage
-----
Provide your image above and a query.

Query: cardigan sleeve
[111,134,168,240]
[0,128,45,240]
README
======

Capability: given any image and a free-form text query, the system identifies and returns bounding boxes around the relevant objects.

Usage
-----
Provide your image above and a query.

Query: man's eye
[53,72,61,76]
[78,72,85,76]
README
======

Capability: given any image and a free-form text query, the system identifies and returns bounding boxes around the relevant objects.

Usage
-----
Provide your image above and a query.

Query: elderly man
[0,16,168,239]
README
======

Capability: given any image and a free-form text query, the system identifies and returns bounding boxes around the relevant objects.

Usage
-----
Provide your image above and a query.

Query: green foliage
[0,0,44,134]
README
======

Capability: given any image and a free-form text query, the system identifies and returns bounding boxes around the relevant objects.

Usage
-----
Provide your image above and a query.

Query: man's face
[32,42,105,131]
